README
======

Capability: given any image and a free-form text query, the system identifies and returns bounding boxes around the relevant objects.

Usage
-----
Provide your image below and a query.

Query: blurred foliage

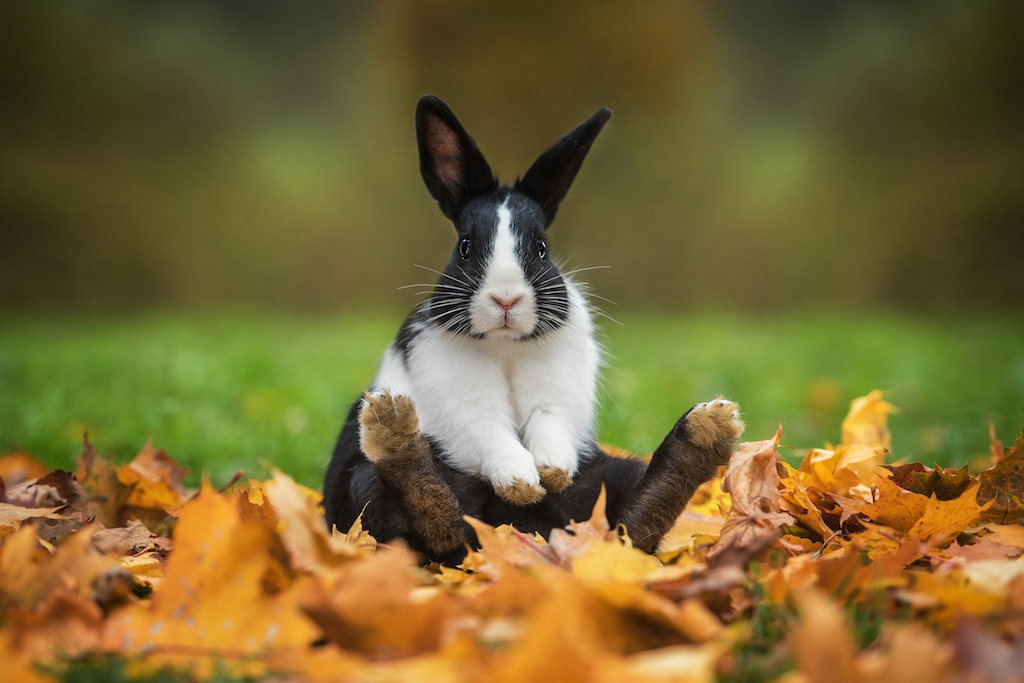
[1,0,1022,312]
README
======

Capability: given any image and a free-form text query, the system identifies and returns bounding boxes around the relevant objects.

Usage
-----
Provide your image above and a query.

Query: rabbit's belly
[371,328,597,478]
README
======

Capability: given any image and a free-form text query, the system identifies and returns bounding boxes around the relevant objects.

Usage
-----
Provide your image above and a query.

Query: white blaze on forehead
[469,200,537,335]
[490,203,519,280]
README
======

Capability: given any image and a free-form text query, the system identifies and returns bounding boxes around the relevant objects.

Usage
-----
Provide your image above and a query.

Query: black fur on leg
[618,400,743,553]
[323,396,741,563]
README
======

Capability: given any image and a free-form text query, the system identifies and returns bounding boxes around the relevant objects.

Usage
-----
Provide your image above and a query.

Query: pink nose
[491,295,522,312]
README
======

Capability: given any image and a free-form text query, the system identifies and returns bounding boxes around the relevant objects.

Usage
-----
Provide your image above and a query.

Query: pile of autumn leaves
[2,392,1023,683]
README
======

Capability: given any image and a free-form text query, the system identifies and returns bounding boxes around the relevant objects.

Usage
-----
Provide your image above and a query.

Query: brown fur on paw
[537,466,572,493]
[494,479,546,506]
[685,397,745,450]
[358,390,422,463]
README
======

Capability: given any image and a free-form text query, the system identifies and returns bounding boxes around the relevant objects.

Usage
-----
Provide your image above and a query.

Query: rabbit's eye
[537,240,547,259]
[459,238,472,259]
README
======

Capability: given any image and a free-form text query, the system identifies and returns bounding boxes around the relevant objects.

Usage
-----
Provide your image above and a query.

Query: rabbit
[323,96,744,563]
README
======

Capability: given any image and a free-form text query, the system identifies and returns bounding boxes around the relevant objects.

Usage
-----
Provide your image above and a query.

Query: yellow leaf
[841,390,897,449]
[656,510,724,556]
[908,483,990,547]
[572,539,662,584]
[262,471,374,575]
[855,478,929,533]
[120,553,165,579]
[101,484,317,679]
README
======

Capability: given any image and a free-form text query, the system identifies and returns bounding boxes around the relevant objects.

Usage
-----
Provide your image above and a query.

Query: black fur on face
[406,95,608,345]
[412,189,569,341]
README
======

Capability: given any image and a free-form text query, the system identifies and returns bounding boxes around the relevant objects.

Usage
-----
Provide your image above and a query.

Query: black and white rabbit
[323,96,744,562]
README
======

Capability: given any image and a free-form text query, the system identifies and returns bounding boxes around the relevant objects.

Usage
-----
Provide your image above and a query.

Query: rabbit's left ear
[416,95,498,224]
[516,108,611,227]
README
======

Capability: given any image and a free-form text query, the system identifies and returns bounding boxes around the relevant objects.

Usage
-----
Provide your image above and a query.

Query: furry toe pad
[494,479,547,506]
[537,466,572,493]
[358,389,422,463]
[685,397,745,450]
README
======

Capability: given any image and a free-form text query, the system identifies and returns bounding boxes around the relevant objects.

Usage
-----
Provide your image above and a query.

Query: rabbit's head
[415,95,610,340]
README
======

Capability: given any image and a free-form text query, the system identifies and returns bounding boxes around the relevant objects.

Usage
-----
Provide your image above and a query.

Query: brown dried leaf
[262,471,374,575]
[702,429,793,591]
[978,423,1024,524]
[89,519,163,556]
[942,537,1024,562]
[720,426,785,518]
[0,503,65,531]
[886,462,976,501]
[75,437,130,529]
[0,522,119,615]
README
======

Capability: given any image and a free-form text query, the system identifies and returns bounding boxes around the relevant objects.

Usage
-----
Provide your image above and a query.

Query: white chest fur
[372,283,599,490]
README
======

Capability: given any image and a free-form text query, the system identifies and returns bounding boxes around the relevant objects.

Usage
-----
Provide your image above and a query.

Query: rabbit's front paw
[489,458,546,505]
[358,389,422,463]
[494,479,547,506]
[537,466,572,493]
[532,444,575,492]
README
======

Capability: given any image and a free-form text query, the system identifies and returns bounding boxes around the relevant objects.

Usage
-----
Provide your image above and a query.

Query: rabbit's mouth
[470,290,537,338]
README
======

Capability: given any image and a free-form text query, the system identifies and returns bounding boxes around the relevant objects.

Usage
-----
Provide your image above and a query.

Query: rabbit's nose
[491,295,522,312]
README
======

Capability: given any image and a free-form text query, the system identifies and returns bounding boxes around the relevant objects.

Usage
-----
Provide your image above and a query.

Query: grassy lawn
[1,311,1022,489]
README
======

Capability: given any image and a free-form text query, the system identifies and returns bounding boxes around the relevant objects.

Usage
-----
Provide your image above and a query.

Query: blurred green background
[1,1,1023,485]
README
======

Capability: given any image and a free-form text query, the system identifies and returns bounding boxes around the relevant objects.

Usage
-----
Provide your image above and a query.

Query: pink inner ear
[426,118,462,188]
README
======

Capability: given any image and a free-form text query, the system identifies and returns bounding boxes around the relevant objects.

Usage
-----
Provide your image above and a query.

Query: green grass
[1,311,1022,489]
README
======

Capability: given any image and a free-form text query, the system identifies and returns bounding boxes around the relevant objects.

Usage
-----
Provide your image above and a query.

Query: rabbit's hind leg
[359,390,467,555]
[618,398,744,553]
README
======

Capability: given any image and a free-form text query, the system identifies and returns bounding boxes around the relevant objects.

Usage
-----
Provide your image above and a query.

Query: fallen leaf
[300,547,457,658]
[548,485,617,562]
[0,503,66,531]
[841,390,897,449]
[942,537,1024,563]
[7,591,104,663]
[0,522,119,615]
[978,424,1024,524]
[886,462,975,501]
[75,437,130,529]
[115,442,189,512]
[101,483,318,679]
[720,426,786,519]
[262,470,374,574]
[908,483,990,547]
[856,477,930,533]
[656,510,724,556]
[705,428,793,581]
[90,519,165,556]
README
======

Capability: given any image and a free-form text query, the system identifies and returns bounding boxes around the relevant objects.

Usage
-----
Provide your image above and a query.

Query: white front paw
[530,443,578,493]
[486,457,545,506]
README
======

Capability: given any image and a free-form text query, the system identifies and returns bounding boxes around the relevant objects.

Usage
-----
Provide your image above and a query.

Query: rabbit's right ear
[416,96,498,224]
